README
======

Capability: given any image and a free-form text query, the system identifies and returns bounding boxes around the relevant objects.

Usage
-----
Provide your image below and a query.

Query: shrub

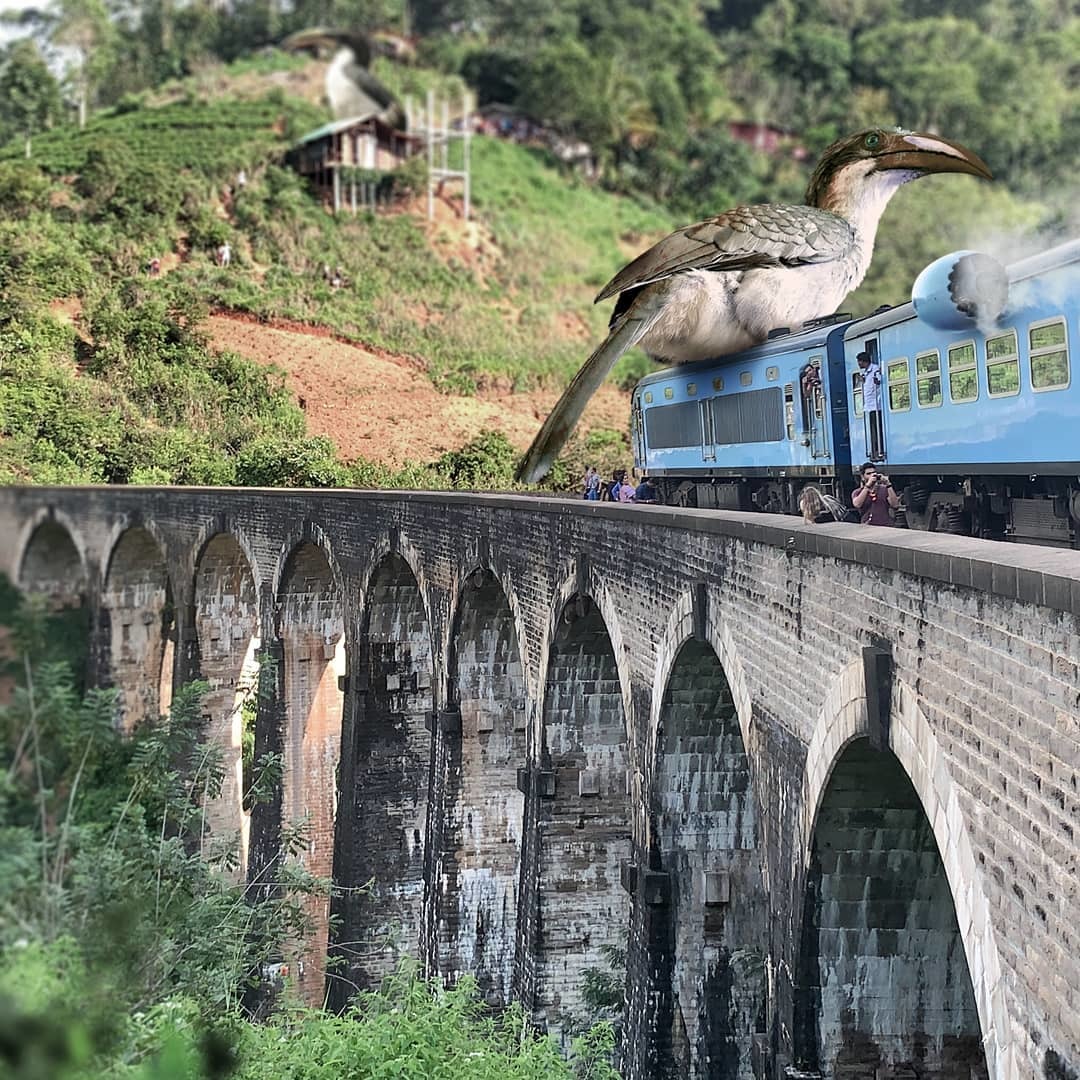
[0,161,50,216]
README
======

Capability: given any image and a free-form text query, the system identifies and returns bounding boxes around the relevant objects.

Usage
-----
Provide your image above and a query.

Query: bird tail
[516,305,660,484]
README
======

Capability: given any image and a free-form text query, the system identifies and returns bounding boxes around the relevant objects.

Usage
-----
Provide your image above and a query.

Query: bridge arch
[645,589,764,1078]
[190,515,262,597]
[270,520,346,610]
[438,563,528,1005]
[333,546,436,995]
[101,524,174,731]
[275,532,346,1005]
[192,528,261,875]
[16,510,89,601]
[795,663,1006,1079]
[534,578,632,1045]
[14,512,92,690]
[443,556,532,715]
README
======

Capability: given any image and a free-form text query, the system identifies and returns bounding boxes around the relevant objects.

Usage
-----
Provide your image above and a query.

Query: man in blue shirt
[634,475,659,504]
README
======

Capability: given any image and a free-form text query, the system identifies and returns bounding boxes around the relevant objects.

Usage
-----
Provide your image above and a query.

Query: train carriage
[632,320,851,512]
[631,239,1080,546]
[845,241,1080,543]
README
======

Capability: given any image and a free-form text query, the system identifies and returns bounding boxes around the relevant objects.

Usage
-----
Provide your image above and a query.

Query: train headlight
[911,250,1009,330]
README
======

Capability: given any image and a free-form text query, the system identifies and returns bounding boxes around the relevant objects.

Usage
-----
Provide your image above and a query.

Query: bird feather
[594,205,855,303]
[516,300,664,484]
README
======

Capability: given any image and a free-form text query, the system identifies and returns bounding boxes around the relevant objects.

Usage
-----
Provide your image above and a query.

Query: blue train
[631,238,1080,546]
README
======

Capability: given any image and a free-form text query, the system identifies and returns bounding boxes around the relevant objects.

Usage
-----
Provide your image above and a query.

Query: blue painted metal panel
[634,324,844,476]
[844,250,1080,473]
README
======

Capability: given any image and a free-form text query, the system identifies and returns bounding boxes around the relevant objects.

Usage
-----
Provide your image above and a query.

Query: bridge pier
[2,486,1078,1079]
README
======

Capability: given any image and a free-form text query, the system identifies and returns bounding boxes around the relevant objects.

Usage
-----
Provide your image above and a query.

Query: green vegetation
[0,79,673,485]
[0,585,622,1078]
[0,97,324,178]
[0,0,1074,493]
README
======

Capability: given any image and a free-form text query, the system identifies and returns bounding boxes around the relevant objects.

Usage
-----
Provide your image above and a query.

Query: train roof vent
[767,326,791,339]
[803,312,851,330]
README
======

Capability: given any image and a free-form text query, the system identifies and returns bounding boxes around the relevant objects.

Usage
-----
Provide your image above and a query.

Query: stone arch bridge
[1,486,1077,1080]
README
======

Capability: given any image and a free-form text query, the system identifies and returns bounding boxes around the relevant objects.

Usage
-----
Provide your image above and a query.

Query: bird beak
[282,27,334,50]
[875,132,993,181]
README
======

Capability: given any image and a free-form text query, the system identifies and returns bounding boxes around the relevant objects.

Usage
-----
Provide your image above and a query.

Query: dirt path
[205,312,629,467]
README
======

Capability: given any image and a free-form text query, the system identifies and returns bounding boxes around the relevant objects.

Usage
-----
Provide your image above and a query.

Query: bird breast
[637,254,867,363]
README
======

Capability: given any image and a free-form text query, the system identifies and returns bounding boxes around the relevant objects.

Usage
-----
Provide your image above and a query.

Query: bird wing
[516,299,665,484]
[595,204,854,303]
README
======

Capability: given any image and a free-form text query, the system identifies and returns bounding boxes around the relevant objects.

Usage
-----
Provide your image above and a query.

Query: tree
[54,0,116,127]
[8,0,117,127]
[0,39,62,157]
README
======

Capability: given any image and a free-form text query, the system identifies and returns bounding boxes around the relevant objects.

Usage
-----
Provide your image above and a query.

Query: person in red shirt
[851,461,900,525]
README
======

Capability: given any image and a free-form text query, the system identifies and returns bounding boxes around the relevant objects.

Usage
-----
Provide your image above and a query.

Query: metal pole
[426,88,435,221]
[441,96,449,177]
[333,166,341,215]
[463,90,471,222]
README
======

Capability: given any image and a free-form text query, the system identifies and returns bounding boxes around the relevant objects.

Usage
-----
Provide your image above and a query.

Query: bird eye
[864,131,882,149]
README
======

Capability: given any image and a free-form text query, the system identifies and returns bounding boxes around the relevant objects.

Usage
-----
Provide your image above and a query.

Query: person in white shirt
[857,350,883,459]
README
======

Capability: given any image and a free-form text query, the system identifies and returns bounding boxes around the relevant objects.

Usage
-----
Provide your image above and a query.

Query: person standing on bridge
[852,462,899,525]
[857,351,884,460]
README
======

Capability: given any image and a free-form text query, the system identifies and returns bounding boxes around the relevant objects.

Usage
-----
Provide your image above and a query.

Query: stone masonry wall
[193,532,259,874]
[333,553,434,994]
[101,525,173,732]
[278,540,346,1005]
[439,569,527,1006]
[537,599,631,1048]
[2,487,1078,1080]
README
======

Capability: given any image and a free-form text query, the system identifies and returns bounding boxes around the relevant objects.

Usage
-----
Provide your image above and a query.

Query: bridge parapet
[1,486,1077,1080]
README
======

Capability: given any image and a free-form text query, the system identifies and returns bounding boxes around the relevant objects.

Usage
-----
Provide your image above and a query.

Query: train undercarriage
[655,474,1080,547]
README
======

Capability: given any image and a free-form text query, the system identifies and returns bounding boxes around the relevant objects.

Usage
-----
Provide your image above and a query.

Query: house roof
[295,114,420,147]
[295,114,379,144]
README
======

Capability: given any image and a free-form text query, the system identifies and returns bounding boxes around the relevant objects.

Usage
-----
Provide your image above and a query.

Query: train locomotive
[631,238,1080,547]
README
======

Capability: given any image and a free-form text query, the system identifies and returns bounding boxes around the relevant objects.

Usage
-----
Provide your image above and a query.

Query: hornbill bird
[516,127,992,484]
[282,28,403,127]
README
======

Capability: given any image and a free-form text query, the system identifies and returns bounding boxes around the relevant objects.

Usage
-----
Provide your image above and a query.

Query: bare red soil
[204,311,628,467]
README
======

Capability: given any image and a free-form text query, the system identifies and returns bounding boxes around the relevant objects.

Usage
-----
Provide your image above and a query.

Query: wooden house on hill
[289,113,422,212]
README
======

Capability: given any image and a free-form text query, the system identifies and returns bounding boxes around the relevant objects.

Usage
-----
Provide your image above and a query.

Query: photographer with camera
[852,461,900,526]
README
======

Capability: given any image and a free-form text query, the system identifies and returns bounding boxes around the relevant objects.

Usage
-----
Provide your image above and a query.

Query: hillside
[0,54,677,489]
[0,50,1056,492]
[203,310,631,467]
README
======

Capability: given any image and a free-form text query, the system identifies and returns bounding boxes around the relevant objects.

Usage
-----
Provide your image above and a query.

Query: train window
[915,350,942,407]
[663,387,674,399]
[644,391,653,403]
[644,401,704,449]
[740,371,753,386]
[1029,319,1070,391]
[986,329,1020,397]
[852,373,864,417]
[713,376,724,392]
[687,382,697,396]
[766,366,779,381]
[887,358,911,411]
[947,341,978,402]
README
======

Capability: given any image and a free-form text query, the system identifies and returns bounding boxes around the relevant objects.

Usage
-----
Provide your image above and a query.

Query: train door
[854,337,886,461]
[700,398,716,463]
[799,354,829,458]
[631,397,647,468]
